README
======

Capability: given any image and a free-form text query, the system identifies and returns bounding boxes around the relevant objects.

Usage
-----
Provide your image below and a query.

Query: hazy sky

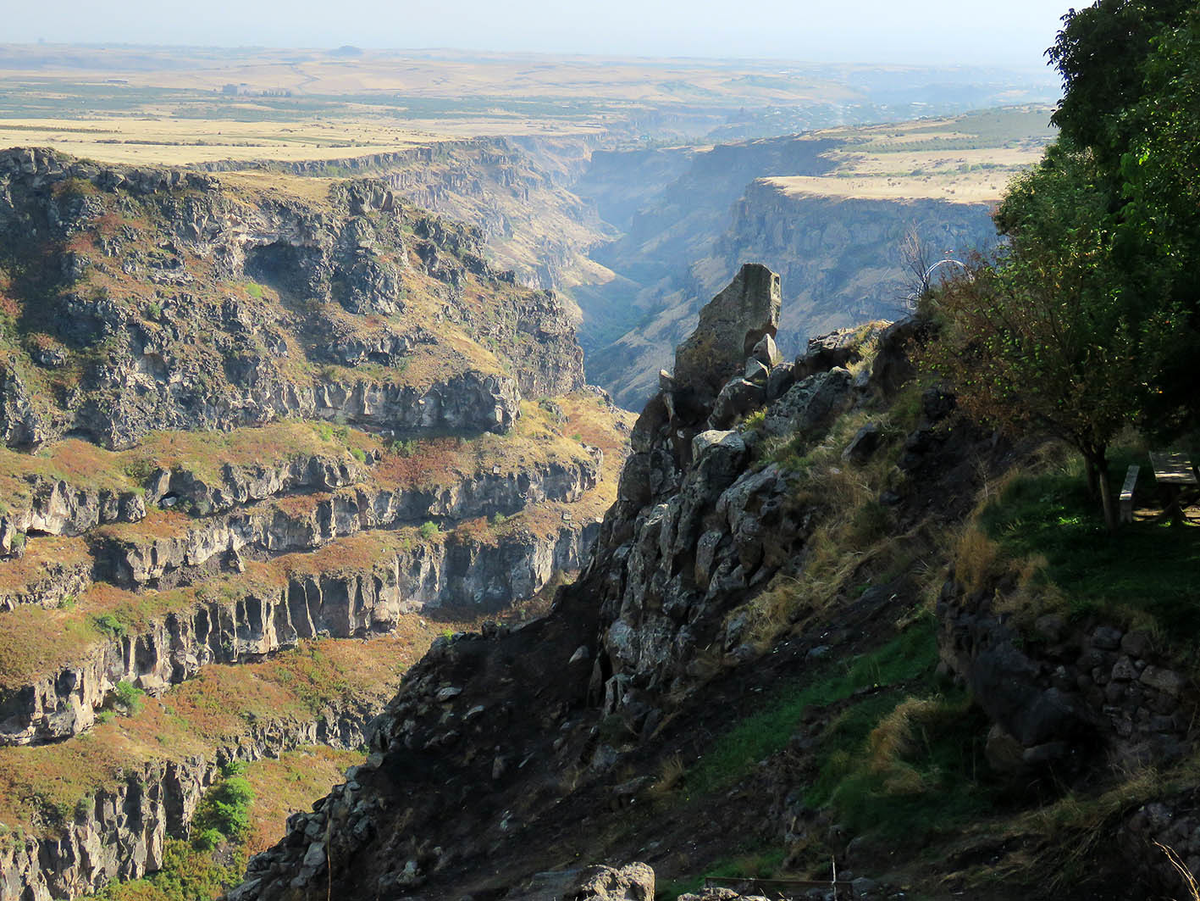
[8,0,1075,68]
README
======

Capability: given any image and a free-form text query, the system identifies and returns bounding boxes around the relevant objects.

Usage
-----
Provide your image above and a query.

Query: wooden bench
[1120,464,1140,524]
[1149,451,1199,526]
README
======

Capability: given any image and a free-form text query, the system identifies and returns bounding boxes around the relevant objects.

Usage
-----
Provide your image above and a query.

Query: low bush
[113,680,145,717]
[94,613,128,640]
[93,837,246,901]
[191,762,254,849]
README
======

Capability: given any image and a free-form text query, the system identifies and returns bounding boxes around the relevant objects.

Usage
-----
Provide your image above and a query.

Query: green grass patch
[979,453,1200,637]
[656,848,787,900]
[804,689,996,842]
[687,618,939,795]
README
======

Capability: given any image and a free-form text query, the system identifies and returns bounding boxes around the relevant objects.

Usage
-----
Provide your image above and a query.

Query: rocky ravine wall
[0,696,375,901]
[95,455,598,589]
[716,179,999,355]
[0,148,585,450]
[229,264,889,900]
[1,514,596,747]
[583,166,998,409]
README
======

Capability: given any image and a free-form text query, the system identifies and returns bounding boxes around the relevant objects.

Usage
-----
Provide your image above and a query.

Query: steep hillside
[0,147,634,901]
[237,265,1200,901]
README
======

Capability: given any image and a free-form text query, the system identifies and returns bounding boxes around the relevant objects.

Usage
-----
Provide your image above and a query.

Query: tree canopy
[926,0,1200,530]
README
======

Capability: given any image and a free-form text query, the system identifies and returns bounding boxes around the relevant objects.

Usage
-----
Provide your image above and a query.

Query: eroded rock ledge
[0,515,595,747]
[95,455,597,589]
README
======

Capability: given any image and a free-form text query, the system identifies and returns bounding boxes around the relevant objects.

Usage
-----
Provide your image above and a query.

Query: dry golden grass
[0,47,863,168]
[649,752,686,797]
[762,106,1055,203]
[243,746,365,855]
[0,536,90,594]
[953,525,1002,595]
[1157,842,1200,900]
[866,697,943,794]
[0,439,135,510]
[735,403,920,649]
[1010,766,1166,894]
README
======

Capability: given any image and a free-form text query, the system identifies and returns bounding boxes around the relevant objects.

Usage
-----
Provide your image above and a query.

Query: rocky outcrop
[0,552,93,612]
[232,266,903,900]
[97,455,598,588]
[0,479,146,557]
[0,148,585,450]
[567,863,655,901]
[940,590,1195,774]
[143,452,367,519]
[672,263,780,400]
[73,367,521,452]
[0,513,595,746]
[0,362,45,449]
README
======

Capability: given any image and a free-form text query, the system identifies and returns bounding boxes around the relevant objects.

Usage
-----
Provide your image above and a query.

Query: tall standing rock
[672,263,781,399]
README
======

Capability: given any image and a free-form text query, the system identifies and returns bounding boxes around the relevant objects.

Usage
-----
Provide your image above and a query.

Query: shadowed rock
[672,263,781,399]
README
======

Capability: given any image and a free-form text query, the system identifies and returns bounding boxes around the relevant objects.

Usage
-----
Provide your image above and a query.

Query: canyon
[0,147,633,900]
[3,48,1172,901]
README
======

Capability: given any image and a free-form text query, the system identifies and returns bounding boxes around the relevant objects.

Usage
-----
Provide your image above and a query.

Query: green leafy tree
[1048,0,1193,176]
[113,680,146,717]
[1045,0,1200,431]
[927,0,1200,531]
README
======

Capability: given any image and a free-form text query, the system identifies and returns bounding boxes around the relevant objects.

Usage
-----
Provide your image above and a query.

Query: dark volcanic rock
[673,263,780,400]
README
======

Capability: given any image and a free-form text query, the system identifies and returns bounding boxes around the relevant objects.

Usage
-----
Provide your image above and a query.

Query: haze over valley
[2,4,1198,900]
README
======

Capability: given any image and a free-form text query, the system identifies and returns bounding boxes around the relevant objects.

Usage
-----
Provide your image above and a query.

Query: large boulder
[568,862,655,901]
[763,368,853,437]
[673,263,781,399]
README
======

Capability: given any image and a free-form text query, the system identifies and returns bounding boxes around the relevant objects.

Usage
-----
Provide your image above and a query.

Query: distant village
[220,83,292,97]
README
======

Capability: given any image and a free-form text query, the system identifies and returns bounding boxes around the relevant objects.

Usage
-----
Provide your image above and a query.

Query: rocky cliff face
[1,515,596,748]
[0,147,584,450]
[584,164,997,407]
[0,146,632,901]
[716,180,998,354]
[0,692,374,901]
[199,137,611,297]
[228,267,918,900]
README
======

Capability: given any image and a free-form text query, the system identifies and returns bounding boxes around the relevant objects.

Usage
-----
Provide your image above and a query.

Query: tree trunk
[1099,464,1117,533]
[1085,446,1117,533]
[1084,455,1100,499]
